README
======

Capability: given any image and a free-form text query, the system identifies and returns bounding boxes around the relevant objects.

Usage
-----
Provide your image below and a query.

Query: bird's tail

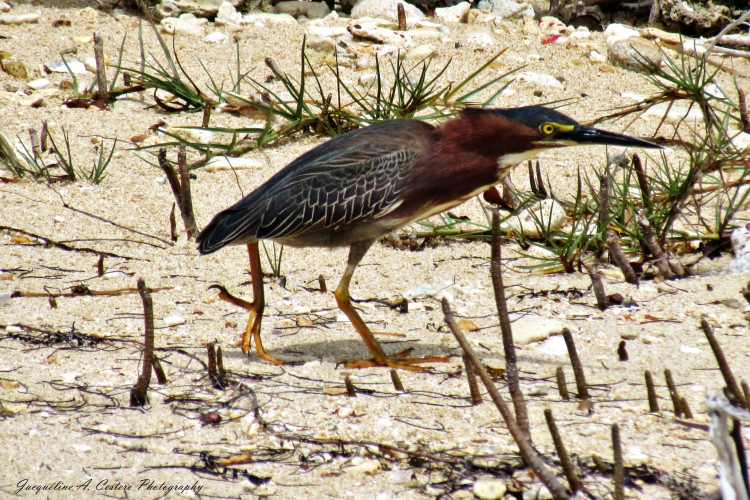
[196,200,262,254]
[196,211,234,255]
[196,219,223,255]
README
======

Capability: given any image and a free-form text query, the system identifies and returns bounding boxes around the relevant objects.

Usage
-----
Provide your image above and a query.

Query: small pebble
[679,345,701,354]
[204,31,227,43]
[28,78,50,90]
[434,2,471,24]
[463,31,495,50]
[350,458,380,474]
[387,469,412,484]
[589,50,606,63]
[534,335,567,357]
[358,73,377,86]
[403,44,435,61]
[515,72,564,90]
[45,58,87,74]
[523,485,552,500]
[0,11,40,24]
[2,56,28,79]
[19,94,44,107]
[161,14,206,36]
[163,314,184,326]
[473,478,507,500]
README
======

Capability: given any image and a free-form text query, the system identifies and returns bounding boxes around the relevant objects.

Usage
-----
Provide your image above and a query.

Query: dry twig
[586,260,608,311]
[489,208,530,440]
[562,328,590,400]
[130,278,154,406]
[158,146,198,239]
[93,30,109,102]
[390,369,405,392]
[442,298,570,500]
[645,370,659,412]
[702,319,747,408]
[544,409,582,493]
[555,366,569,400]
[397,3,406,30]
[463,353,482,405]
[664,369,682,417]
[613,424,624,500]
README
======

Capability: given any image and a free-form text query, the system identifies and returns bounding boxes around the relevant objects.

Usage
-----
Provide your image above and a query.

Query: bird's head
[492,106,661,149]
[451,106,662,166]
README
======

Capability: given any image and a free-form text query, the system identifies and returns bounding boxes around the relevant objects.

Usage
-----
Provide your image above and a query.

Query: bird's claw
[343,349,450,371]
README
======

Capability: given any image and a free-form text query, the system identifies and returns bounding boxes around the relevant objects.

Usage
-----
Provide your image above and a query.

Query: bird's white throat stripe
[497,149,549,170]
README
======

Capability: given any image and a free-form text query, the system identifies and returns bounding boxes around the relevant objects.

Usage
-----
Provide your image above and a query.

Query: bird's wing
[256,143,419,240]
[197,121,434,252]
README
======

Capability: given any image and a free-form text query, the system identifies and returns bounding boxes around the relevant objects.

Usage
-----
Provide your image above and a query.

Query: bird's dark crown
[460,106,580,142]
[465,106,580,127]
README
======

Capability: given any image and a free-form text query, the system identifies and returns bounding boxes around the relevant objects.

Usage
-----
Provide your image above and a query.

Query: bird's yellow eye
[541,123,556,135]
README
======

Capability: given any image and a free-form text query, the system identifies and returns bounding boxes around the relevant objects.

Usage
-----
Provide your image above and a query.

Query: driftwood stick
[586,260,608,311]
[731,421,750,496]
[739,88,750,134]
[645,370,659,412]
[562,328,590,400]
[489,208,530,440]
[606,229,639,285]
[680,396,694,420]
[535,161,547,198]
[442,298,570,500]
[390,369,405,392]
[463,353,483,405]
[152,356,167,385]
[613,423,624,500]
[177,144,198,239]
[130,278,154,406]
[344,376,357,398]
[556,366,569,400]
[632,155,651,207]
[544,409,582,493]
[702,319,747,408]
[664,369,683,417]
[93,30,109,101]
[158,147,198,239]
[397,3,406,30]
[637,211,675,278]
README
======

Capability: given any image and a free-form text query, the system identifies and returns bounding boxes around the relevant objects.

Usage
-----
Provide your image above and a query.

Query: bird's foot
[343,348,450,371]
[209,284,254,310]
[208,284,283,365]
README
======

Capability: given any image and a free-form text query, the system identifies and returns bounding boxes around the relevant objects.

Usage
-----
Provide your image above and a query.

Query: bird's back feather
[196,120,436,254]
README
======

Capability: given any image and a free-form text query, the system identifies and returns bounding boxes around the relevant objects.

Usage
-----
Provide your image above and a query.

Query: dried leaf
[10,235,32,244]
[457,318,479,332]
[296,316,314,327]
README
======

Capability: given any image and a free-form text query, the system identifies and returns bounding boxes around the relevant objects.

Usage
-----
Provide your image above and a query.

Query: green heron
[197,105,661,370]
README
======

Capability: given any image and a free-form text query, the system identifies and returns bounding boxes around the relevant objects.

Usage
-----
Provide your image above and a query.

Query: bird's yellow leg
[210,243,281,365]
[336,241,449,371]
[244,243,282,365]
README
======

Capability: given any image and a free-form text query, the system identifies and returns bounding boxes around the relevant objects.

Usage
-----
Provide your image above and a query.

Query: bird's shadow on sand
[220,336,568,372]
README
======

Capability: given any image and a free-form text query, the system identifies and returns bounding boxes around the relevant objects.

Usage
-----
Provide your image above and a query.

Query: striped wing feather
[197,121,434,253]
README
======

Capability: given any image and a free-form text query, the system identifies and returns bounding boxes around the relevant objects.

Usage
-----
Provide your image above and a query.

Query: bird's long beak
[570,126,663,149]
